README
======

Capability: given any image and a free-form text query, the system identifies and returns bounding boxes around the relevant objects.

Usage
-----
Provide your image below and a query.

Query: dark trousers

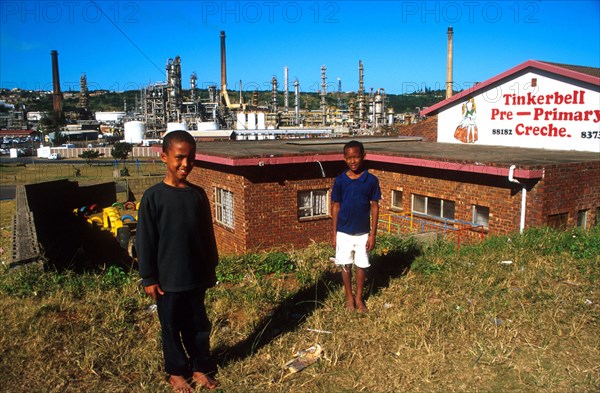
[156,287,212,376]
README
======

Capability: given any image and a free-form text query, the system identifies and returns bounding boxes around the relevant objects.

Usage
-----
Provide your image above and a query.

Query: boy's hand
[366,234,376,251]
[144,284,164,301]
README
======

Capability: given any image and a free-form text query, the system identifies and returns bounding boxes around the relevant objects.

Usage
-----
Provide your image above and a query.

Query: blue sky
[1,1,599,94]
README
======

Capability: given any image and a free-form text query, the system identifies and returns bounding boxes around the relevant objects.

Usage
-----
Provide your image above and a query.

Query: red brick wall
[370,162,526,236]
[396,115,438,142]
[188,161,346,255]
[188,164,248,254]
[535,161,600,228]
[188,157,599,255]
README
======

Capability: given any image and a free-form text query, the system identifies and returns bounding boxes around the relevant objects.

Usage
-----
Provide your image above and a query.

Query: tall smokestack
[294,80,299,126]
[284,66,289,112]
[51,50,63,114]
[446,26,453,99]
[220,31,231,107]
[220,31,227,92]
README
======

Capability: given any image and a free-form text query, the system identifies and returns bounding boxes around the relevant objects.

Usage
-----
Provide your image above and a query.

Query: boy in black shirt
[137,130,219,392]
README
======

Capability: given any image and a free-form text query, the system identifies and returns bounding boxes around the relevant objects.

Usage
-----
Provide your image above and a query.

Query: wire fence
[0,160,166,185]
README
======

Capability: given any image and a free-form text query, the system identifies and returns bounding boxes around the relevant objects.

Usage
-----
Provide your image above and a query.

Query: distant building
[95,112,126,123]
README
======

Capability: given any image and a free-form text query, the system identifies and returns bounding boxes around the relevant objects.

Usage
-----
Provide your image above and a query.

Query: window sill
[411,212,456,225]
[215,221,235,232]
[298,215,330,222]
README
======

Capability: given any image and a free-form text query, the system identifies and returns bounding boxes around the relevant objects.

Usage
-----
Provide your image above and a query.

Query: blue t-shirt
[331,170,381,235]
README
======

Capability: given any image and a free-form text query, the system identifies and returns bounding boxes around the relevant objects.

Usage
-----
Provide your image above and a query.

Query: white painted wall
[437,71,600,152]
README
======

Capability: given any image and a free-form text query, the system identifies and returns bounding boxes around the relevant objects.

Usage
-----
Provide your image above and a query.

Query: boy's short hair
[162,130,196,153]
[343,140,365,155]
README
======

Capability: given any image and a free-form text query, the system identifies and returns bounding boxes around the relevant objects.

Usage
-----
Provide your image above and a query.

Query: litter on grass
[284,344,323,374]
[307,328,332,334]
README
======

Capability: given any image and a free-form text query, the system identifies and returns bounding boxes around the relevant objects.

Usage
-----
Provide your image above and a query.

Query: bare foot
[169,375,193,393]
[355,299,368,313]
[193,371,219,390]
[345,298,355,311]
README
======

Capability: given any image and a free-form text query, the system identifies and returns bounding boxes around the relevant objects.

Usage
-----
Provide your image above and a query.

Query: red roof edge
[368,153,544,179]
[196,153,343,166]
[195,151,544,179]
[420,60,600,116]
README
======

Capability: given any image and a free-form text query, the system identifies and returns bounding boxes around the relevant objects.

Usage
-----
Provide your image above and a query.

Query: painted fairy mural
[454,98,478,143]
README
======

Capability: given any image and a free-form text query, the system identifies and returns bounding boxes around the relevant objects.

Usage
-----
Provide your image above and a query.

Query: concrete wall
[47,146,160,159]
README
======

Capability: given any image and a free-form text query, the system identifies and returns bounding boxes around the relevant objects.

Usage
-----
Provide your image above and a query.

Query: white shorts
[334,232,370,268]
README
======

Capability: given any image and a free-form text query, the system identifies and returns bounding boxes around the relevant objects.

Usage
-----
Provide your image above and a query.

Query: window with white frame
[298,190,328,219]
[391,190,403,210]
[215,188,234,228]
[472,205,490,228]
[412,194,455,220]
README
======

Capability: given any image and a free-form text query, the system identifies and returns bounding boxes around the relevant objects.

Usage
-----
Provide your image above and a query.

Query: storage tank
[235,113,246,130]
[166,121,188,133]
[124,121,146,144]
[247,113,257,130]
[257,113,266,129]
[197,121,219,131]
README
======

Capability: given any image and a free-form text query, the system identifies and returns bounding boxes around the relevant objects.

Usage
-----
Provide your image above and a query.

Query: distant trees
[39,112,66,145]
[111,142,132,176]
[78,149,104,165]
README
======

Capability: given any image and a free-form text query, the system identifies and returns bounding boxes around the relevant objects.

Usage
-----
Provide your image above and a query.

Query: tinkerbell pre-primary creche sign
[434,65,600,153]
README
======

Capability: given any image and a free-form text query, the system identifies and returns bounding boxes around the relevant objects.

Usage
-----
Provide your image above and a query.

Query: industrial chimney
[446,27,453,99]
[219,31,232,107]
[284,66,289,113]
[220,31,227,91]
[358,60,365,122]
[51,50,63,115]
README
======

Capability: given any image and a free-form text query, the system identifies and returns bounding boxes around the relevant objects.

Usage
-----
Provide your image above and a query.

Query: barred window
[215,188,234,228]
[412,194,455,220]
[472,205,490,228]
[391,190,403,210]
[298,190,328,219]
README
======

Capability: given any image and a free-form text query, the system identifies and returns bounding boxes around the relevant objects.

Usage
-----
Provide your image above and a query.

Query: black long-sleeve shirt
[137,182,218,292]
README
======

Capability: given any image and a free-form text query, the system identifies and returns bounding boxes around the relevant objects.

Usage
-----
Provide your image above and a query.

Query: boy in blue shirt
[137,130,219,392]
[331,140,381,312]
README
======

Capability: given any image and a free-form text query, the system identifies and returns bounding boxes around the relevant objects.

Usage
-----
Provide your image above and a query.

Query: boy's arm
[366,200,379,251]
[136,197,161,293]
[331,201,340,249]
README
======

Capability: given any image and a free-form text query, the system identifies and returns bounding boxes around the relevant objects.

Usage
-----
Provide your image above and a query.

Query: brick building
[185,61,599,255]
[187,138,599,255]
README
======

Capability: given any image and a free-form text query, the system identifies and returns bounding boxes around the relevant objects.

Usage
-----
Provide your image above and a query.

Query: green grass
[0,226,598,391]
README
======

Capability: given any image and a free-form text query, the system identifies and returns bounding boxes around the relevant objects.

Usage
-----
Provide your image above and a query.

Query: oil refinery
[47,31,397,143]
